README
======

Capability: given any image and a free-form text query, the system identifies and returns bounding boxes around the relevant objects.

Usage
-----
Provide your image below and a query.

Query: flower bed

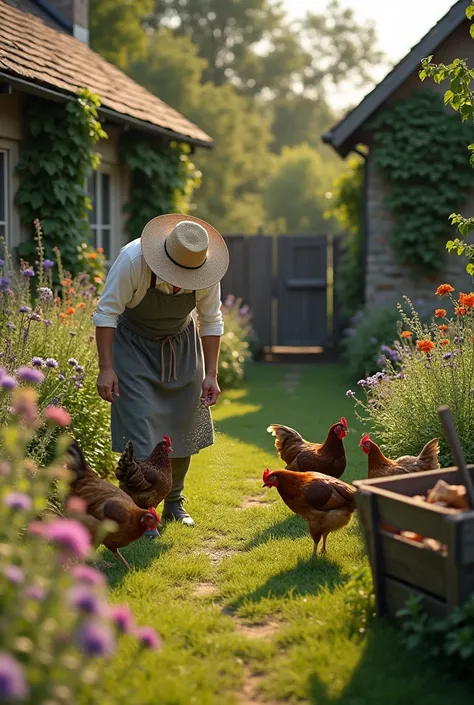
[349,286,474,466]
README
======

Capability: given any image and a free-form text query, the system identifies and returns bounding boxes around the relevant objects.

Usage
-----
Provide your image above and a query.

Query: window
[88,170,112,260]
[0,150,7,242]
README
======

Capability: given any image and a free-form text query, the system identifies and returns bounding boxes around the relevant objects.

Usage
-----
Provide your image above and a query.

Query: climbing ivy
[118,132,201,238]
[15,89,106,273]
[371,89,474,272]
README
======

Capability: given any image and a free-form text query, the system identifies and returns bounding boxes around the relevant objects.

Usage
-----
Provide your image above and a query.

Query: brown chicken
[66,441,161,570]
[262,468,356,557]
[267,418,348,478]
[360,433,440,479]
[115,435,173,510]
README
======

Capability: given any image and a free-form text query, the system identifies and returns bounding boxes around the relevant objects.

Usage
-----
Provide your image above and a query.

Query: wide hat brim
[140,214,229,290]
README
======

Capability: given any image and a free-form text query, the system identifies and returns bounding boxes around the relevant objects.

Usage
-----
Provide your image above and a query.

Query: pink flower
[109,605,134,634]
[66,496,87,514]
[46,519,91,559]
[135,626,162,651]
[44,405,71,427]
[70,564,105,587]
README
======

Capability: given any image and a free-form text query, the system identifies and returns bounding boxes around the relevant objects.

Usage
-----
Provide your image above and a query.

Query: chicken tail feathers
[115,441,135,482]
[267,424,304,464]
[418,438,441,469]
[66,440,89,479]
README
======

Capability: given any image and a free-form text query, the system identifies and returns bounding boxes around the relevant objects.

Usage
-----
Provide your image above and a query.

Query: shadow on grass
[306,624,474,705]
[245,514,307,550]
[104,534,174,589]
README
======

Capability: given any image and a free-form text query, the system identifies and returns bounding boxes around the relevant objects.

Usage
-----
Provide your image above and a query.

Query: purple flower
[6,322,15,331]
[70,564,105,587]
[380,345,392,355]
[224,294,235,308]
[346,390,355,397]
[0,259,4,267]
[0,277,10,290]
[443,352,453,361]
[240,304,249,316]
[68,585,104,616]
[3,565,24,585]
[75,382,84,390]
[376,356,384,367]
[0,375,17,390]
[68,358,79,367]
[4,492,32,511]
[17,366,45,385]
[109,605,134,634]
[24,584,46,601]
[390,351,400,363]
[38,287,53,302]
[29,313,42,322]
[0,652,29,701]
[58,373,66,381]
[43,259,55,269]
[76,622,115,657]
[19,306,31,314]
[32,356,44,368]
[22,268,35,278]
[135,626,162,651]
[46,519,91,559]
[45,358,58,369]
[76,365,84,373]
[43,319,52,327]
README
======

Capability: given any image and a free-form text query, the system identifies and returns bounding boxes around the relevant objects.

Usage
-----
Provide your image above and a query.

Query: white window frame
[88,165,116,264]
[0,149,9,247]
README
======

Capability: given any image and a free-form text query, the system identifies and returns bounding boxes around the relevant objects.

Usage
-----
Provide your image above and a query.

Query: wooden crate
[354,466,474,618]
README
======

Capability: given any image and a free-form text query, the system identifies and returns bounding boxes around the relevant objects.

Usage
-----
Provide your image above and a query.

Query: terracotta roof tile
[0,1,213,146]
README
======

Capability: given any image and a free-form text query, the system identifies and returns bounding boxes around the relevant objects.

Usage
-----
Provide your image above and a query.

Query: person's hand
[97,368,120,403]
[201,375,221,407]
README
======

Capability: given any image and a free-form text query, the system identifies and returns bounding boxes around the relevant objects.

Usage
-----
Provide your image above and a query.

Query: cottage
[323,0,474,308]
[0,0,212,261]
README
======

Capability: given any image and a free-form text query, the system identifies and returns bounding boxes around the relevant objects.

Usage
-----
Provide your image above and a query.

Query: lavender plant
[348,284,474,467]
[0,382,161,704]
[218,295,254,388]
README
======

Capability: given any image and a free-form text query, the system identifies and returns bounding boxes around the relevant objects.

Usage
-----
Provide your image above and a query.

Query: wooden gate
[221,233,340,356]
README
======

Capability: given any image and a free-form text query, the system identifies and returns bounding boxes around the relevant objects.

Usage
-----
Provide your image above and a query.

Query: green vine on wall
[16,89,106,273]
[118,132,201,238]
[371,89,474,272]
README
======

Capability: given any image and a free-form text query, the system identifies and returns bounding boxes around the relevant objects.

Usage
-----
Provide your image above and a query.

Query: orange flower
[59,312,66,321]
[440,339,450,346]
[54,297,61,305]
[456,307,467,316]
[434,309,446,318]
[94,276,102,284]
[435,284,455,296]
[61,278,72,287]
[459,292,474,308]
[96,247,104,254]
[439,324,448,332]
[401,331,412,338]
[88,252,97,260]
[78,302,85,309]
[417,340,435,354]
[69,287,75,295]
[66,306,75,316]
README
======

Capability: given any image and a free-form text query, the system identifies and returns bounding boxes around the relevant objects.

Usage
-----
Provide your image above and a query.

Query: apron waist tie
[160,336,177,382]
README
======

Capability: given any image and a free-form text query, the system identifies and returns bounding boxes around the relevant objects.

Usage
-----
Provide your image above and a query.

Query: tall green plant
[420,1,474,277]
[119,133,200,237]
[15,90,106,273]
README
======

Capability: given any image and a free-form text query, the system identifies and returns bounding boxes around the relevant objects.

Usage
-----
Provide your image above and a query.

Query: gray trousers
[165,456,191,504]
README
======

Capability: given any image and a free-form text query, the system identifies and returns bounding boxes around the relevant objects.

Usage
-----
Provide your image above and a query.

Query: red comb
[360,433,371,444]
[262,468,271,482]
[147,507,161,524]
[340,417,348,431]
[163,435,171,446]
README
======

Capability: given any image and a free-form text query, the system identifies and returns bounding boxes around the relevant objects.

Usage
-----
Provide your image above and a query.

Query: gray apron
[111,270,214,459]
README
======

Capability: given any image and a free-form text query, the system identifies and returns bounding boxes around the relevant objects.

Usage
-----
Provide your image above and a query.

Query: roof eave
[322,0,469,158]
[0,70,214,149]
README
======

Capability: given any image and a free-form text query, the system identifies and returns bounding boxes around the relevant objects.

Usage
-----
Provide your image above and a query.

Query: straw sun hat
[140,214,229,290]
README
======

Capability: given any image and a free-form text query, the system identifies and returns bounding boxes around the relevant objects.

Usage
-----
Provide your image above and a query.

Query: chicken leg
[311,533,322,558]
[112,548,131,571]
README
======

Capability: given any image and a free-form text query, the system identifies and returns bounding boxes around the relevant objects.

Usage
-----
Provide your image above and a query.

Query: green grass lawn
[100,364,473,704]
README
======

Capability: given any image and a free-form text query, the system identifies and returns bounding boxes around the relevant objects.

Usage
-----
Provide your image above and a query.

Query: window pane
[101,228,111,259]
[91,226,99,251]
[0,224,4,239]
[88,173,97,225]
[101,173,110,226]
[0,152,5,222]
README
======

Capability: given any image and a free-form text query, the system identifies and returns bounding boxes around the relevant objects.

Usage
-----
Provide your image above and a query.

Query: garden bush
[341,300,432,382]
[349,285,474,466]
[218,295,254,389]
[0,387,161,703]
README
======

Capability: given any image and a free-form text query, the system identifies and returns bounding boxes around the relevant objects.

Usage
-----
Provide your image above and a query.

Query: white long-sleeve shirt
[92,239,224,337]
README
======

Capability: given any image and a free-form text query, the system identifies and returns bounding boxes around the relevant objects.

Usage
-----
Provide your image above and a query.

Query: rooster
[262,468,356,557]
[115,435,173,511]
[66,441,161,570]
[267,418,348,478]
[360,434,440,478]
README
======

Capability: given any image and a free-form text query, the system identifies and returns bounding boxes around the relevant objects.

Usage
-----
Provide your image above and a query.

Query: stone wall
[365,154,472,309]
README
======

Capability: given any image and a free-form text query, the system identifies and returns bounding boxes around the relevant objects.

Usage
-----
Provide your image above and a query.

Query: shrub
[219,295,254,389]
[349,286,474,466]
[0,389,161,703]
[0,230,115,476]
